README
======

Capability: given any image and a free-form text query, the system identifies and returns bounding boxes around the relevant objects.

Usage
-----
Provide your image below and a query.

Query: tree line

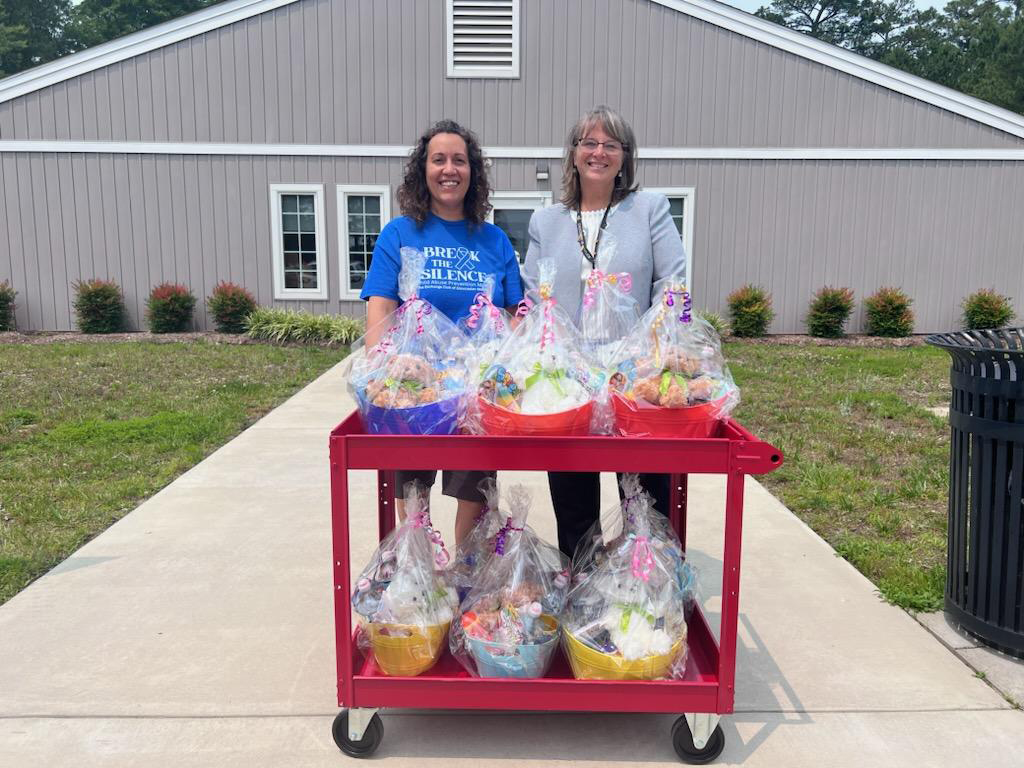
[0,0,1021,117]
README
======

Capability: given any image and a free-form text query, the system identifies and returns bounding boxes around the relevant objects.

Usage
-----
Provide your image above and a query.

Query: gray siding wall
[0,0,1022,149]
[2,151,1021,334]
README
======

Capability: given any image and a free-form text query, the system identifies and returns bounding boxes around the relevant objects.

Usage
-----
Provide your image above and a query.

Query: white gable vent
[446,0,520,79]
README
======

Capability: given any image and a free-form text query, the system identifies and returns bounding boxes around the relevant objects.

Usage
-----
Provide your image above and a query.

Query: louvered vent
[447,0,520,78]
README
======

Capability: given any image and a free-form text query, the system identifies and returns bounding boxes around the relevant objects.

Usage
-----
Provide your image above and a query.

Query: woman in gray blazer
[523,105,687,557]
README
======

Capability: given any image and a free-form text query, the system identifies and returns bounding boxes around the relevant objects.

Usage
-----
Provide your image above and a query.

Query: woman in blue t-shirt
[361,119,524,542]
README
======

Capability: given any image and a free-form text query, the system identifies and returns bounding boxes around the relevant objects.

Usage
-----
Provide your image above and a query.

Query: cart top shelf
[330,411,783,476]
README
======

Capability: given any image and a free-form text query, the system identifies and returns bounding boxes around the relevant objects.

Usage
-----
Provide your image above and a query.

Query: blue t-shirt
[360,214,524,324]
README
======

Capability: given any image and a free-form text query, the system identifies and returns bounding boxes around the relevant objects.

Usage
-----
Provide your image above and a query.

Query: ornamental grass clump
[695,308,729,337]
[864,287,914,337]
[245,307,363,345]
[208,281,257,333]
[73,279,126,333]
[147,282,196,333]
[961,289,1015,330]
[806,286,855,338]
[727,284,773,337]
[0,280,16,331]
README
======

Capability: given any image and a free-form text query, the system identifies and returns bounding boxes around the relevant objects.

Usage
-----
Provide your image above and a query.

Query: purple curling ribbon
[493,517,524,555]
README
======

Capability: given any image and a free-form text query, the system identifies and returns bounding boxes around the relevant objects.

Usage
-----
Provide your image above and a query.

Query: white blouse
[577,205,619,282]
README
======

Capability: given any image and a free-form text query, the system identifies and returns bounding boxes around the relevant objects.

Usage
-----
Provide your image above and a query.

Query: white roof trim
[0,0,300,104]
[2,139,1024,161]
[651,0,1024,140]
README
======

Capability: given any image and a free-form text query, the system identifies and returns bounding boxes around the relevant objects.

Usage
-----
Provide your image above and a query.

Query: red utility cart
[329,411,782,763]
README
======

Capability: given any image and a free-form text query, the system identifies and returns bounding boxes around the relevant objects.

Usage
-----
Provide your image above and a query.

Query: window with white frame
[270,184,327,300]
[646,187,695,288]
[488,191,551,264]
[337,185,391,299]
[446,0,520,79]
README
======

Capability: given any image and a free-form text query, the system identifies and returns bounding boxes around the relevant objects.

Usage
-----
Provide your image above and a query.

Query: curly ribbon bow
[396,295,432,335]
[582,270,633,309]
[631,535,655,582]
[651,283,691,366]
[494,517,525,555]
[466,292,505,332]
[411,507,451,568]
[515,297,534,317]
[524,362,567,396]
[537,282,557,350]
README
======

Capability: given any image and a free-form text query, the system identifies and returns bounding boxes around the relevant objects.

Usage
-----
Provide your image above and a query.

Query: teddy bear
[687,376,717,403]
[383,354,436,386]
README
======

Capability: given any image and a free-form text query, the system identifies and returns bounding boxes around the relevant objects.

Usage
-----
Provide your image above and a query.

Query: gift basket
[450,483,571,678]
[561,488,698,681]
[449,478,508,603]
[473,258,600,436]
[572,474,684,587]
[607,279,739,437]
[346,248,469,435]
[351,482,459,676]
[576,238,640,368]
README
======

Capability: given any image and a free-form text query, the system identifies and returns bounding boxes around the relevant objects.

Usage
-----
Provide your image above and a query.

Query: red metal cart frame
[329,411,782,762]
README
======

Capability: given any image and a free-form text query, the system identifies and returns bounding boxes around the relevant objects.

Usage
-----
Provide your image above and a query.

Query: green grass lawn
[0,341,348,605]
[727,341,950,612]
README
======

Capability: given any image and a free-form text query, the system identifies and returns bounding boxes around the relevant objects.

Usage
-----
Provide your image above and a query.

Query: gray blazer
[523,189,687,316]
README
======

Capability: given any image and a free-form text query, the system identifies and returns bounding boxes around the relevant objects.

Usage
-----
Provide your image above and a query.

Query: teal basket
[467,622,559,678]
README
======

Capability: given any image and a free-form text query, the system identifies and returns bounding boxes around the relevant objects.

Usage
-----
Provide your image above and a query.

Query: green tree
[64,1,223,51]
[0,0,72,77]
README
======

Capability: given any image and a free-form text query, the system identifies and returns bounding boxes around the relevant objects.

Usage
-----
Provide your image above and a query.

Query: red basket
[477,397,594,436]
[611,393,728,438]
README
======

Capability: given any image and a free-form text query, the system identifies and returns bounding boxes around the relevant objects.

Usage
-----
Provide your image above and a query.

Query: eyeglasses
[575,138,627,154]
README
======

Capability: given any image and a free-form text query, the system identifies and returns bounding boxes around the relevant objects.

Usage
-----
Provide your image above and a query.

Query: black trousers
[547,472,671,557]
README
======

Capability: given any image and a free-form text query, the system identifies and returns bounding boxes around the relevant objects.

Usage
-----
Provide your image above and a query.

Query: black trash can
[926,328,1024,657]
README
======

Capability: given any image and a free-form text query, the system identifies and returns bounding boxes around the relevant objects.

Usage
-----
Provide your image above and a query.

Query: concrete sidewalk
[1,362,1021,767]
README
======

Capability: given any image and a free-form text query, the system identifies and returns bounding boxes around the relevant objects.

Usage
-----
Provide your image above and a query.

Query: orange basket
[611,393,729,438]
[477,397,593,436]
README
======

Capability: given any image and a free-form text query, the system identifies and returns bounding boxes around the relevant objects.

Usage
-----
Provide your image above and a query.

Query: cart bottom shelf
[342,606,726,714]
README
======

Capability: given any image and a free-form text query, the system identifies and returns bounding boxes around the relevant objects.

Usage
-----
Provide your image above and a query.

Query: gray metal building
[0,0,1022,333]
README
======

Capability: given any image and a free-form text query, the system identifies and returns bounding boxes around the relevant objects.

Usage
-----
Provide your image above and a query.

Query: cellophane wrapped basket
[351,482,458,676]
[450,483,571,678]
[472,258,601,436]
[562,488,698,681]
[449,478,509,603]
[607,278,739,437]
[346,248,469,435]
[458,275,519,433]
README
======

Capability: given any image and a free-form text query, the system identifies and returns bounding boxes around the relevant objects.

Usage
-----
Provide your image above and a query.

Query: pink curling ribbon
[411,506,450,568]
[466,292,505,332]
[494,517,524,555]
[516,297,534,317]
[583,270,633,309]
[396,296,432,335]
[631,536,654,582]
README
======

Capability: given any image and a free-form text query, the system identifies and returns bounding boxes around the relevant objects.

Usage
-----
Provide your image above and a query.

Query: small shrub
[727,284,774,337]
[73,279,126,333]
[806,286,855,338]
[147,282,196,333]
[864,287,914,337]
[208,281,257,333]
[0,280,16,331]
[962,289,1015,330]
[245,307,363,345]
[695,309,729,337]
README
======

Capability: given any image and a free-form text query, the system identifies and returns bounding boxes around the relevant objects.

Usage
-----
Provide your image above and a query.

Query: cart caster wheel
[671,717,725,764]
[332,710,383,758]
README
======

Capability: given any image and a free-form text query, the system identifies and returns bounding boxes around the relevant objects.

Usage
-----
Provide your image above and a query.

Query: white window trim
[487,190,553,216]
[269,183,328,301]
[446,0,520,79]
[646,187,695,290]
[336,184,391,301]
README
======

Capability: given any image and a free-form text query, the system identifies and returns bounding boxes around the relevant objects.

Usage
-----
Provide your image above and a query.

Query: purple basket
[359,394,461,435]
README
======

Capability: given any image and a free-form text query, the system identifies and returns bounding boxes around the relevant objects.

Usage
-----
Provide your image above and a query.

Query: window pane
[297,194,314,213]
[348,214,364,234]
[284,271,300,289]
[493,208,535,264]
[281,195,298,213]
[351,273,365,289]
[366,233,378,251]
[347,195,364,214]
[283,233,299,251]
[364,196,380,214]
[300,233,316,251]
[284,251,300,270]
[301,252,318,269]
[301,273,318,289]
[299,213,316,233]
[282,213,298,232]
[364,214,381,233]
[672,217,684,236]
[668,197,684,217]
[350,234,365,252]
[350,257,365,273]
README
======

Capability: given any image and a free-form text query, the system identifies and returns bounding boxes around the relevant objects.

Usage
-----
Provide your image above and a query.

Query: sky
[720,0,940,13]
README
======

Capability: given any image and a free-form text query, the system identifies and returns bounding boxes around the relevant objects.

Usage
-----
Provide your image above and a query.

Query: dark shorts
[393,469,496,504]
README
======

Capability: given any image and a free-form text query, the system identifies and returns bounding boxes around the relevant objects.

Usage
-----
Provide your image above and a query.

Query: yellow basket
[564,629,686,680]
[367,621,450,676]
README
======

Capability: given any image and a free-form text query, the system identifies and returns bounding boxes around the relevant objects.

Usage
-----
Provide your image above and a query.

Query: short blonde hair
[559,105,639,208]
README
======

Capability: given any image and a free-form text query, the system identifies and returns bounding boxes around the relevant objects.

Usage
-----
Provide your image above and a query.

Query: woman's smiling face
[426,132,470,217]
[574,123,624,189]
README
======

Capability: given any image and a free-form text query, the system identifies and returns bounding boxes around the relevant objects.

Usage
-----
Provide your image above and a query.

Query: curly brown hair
[397,120,492,226]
